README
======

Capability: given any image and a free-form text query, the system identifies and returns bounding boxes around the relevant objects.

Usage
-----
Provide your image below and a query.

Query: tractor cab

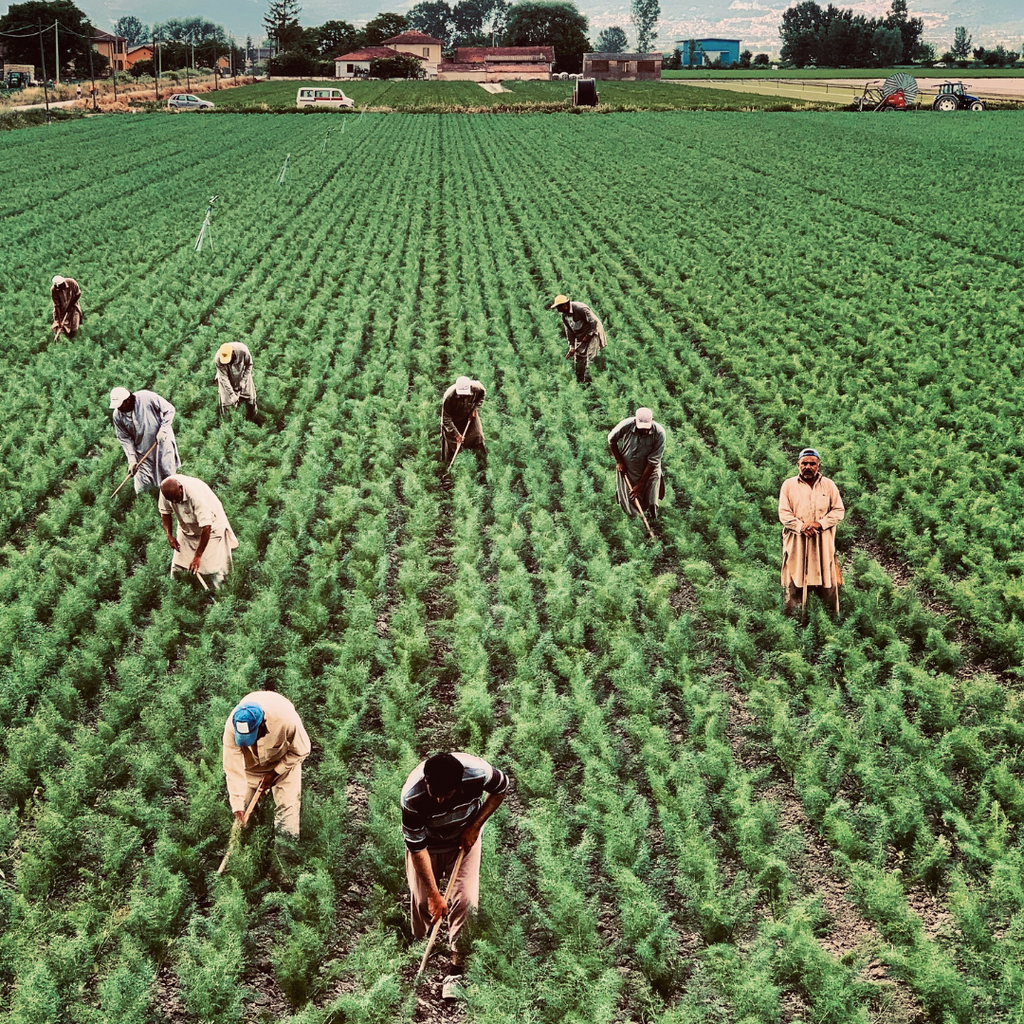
[938,82,965,97]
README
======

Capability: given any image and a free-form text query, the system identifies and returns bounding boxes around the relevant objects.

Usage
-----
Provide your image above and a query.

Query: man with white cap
[440,376,487,466]
[110,387,181,494]
[213,342,258,421]
[158,474,239,589]
[50,275,84,338]
[608,408,666,521]
[779,448,845,616]
[222,690,311,838]
[550,294,606,384]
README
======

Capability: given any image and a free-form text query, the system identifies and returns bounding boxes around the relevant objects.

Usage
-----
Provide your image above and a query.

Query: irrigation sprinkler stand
[320,129,334,154]
[194,195,218,253]
[278,154,290,184]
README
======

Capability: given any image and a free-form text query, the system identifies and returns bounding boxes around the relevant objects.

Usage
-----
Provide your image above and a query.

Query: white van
[296,87,355,109]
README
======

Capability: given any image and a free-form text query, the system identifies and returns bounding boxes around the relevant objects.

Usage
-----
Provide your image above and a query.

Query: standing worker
[51,275,84,338]
[223,691,311,878]
[214,342,258,421]
[158,474,239,590]
[608,407,666,522]
[440,376,486,466]
[778,448,845,616]
[550,294,606,384]
[109,386,181,494]
[402,752,509,998]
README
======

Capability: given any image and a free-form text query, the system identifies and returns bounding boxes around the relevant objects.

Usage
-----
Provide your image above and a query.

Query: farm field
[204,78,830,112]
[2,111,1024,1024]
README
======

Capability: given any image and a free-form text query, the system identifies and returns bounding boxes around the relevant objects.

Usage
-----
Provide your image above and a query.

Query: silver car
[167,93,215,111]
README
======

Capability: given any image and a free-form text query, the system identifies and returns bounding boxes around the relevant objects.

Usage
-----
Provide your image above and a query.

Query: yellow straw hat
[550,294,570,309]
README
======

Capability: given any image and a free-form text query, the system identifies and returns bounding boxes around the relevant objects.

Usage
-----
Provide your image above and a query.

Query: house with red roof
[335,30,442,78]
[437,46,554,81]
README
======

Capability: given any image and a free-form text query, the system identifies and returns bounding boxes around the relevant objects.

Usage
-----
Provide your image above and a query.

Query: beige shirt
[158,474,239,575]
[779,473,845,588]
[222,691,311,813]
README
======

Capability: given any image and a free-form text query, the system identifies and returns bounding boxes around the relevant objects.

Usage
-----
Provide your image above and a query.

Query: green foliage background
[0,111,1023,1023]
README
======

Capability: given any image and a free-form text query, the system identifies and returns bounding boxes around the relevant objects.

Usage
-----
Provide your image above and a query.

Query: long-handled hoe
[110,437,160,499]
[622,470,655,540]
[217,772,275,875]
[801,537,810,620]
[51,311,70,340]
[443,417,473,476]
[414,849,465,983]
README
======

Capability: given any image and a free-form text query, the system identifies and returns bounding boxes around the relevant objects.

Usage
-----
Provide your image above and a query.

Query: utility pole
[54,19,59,84]
[38,19,51,122]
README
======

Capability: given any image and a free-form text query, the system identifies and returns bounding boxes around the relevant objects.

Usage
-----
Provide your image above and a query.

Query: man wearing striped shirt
[401,752,509,974]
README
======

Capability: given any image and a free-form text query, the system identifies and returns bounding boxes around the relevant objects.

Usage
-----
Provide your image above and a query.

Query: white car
[168,93,214,110]
[296,87,355,109]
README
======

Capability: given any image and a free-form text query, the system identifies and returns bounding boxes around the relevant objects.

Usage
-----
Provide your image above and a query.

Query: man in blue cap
[779,448,845,616]
[222,690,311,838]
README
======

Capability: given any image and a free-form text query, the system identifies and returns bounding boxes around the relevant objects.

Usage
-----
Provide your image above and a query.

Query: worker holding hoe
[550,293,606,384]
[440,376,487,467]
[608,407,666,523]
[222,691,311,881]
[50,275,84,338]
[158,474,239,590]
[214,342,259,421]
[779,447,845,617]
[110,386,181,494]
[401,752,509,999]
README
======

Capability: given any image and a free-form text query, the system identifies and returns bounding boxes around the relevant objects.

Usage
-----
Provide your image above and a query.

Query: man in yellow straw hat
[550,294,606,384]
[214,342,258,421]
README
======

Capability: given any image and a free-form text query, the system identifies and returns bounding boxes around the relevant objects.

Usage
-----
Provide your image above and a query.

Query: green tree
[264,0,302,52]
[883,0,923,62]
[594,26,627,52]
[503,1,590,73]
[0,0,99,76]
[872,24,902,64]
[451,0,509,43]
[662,46,681,68]
[316,20,361,56]
[113,15,148,45]
[369,52,425,76]
[738,47,752,66]
[753,52,770,65]
[408,1,454,45]
[630,0,659,52]
[362,12,408,45]
[950,26,971,60]
[268,48,317,74]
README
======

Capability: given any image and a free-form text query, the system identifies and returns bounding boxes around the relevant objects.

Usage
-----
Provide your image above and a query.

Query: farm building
[334,46,427,79]
[676,38,742,66]
[91,29,128,72]
[125,44,153,70]
[437,46,554,81]
[381,31,443,77]
[583,52,663,80]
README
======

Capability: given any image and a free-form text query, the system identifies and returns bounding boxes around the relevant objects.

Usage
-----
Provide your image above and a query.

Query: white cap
[455,376,473,395]
[635,407,653,429]
[109,386,131,409]
[52,275,66,287]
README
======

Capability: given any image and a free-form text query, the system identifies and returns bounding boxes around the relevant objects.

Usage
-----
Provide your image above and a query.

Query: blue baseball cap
[232,704,265,747]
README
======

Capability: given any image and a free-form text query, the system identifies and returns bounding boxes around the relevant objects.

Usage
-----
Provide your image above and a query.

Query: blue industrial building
[676,38,742,66]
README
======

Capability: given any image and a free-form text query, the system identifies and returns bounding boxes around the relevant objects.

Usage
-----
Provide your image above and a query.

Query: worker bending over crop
[110,387,182,494]
[440,376,487,466]
[158,474,239,589]
[214,342,258,421]
[779,448,845,617]
[608,407,666,521]
[402,752,509,998]
[551,293,606,384]
[50,275,84,338]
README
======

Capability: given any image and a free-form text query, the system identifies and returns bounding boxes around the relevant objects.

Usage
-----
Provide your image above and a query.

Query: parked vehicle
[296,87,355,109]
[4,71,32,90]
[932,81,985,111]
[167,93,214,111]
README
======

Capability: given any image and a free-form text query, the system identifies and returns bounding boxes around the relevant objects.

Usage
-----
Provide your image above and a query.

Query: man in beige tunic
[158,474,239,590]
[551,294,607,384]
[51,275,84,338]
[223,691,310,838]
[214,342,258,421]
[779,448,845,616]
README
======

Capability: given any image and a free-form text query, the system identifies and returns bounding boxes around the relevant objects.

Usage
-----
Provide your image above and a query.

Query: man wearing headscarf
[222,690,311,838]
[109,387,181,494]
[550,294,606,384]
[158,474,239,590]
[608,407,666,520]
[51,275,84,338]
[214,342,258,421]
[778,448,845,616]
[440,376,486,465]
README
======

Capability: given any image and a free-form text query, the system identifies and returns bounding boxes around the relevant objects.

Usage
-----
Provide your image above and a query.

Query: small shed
[437,46,554,81]
[583,52,662,80]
